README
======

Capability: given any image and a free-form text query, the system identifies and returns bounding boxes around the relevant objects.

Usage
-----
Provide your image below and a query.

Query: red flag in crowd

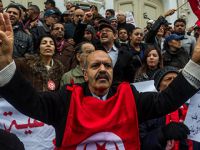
[196,20,200,27]
[188,0,200,20]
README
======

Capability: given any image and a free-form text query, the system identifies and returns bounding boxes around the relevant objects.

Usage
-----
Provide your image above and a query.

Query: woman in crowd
[129,27,147,69]
[134,44,163,82]
[15,35,64,92]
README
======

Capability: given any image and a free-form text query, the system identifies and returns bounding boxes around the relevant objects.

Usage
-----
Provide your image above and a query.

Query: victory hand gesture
[0,13,13,70]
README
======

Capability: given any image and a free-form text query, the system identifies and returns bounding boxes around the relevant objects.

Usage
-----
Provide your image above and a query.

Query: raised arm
[0,13,69,127]
[136,37,200,123]
[0,13,13,70]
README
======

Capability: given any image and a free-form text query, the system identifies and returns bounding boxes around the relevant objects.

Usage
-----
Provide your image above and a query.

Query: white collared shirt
[107,44,118,67]
[91,93,108,101]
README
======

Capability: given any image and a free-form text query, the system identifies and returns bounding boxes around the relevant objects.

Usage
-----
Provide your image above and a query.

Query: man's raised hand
[0,13,13,70]
[192,36,200,64]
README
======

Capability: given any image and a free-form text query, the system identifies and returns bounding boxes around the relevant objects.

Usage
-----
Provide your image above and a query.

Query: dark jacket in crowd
[73,22,99,45]
[140,116,189,150]
[13,25,34,58]
[64,22,76,39]
[0,129,24,150]
[128,42,147,70]
[134,68,159,82]
[0,71,197,147]
[53,40,77,72]
[162,47,190,69]
[30,23,51,51]
[117,22,135,35]
[145,16,168,51]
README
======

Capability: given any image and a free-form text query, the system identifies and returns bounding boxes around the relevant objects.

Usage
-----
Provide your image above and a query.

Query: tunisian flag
[188,0,200,20]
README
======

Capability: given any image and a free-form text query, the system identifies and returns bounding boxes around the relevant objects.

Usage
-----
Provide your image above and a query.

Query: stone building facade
[2,0,197,28]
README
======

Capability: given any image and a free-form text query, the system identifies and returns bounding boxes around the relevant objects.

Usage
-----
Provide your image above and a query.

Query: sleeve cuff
[182,60,200,89]
[0,61,16,87]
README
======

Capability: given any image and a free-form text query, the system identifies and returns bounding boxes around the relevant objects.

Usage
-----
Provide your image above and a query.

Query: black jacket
[145,16,168,51]
[117,22,135,34]
[162,47,190,69]
[13,25,34,58]
[0,70,197,147]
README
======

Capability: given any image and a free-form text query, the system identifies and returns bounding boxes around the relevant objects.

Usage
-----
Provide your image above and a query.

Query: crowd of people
[0,0,200,149]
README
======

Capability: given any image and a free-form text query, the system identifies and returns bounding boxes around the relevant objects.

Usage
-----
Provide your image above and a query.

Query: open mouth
[9,17,15,22]
[101,37,108,40]
[45,48,53,52]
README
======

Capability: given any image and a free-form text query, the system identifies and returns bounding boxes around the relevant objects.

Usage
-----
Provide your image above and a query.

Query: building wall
[2,0,46,12]
[2,0,197,28]
[113,0,164,28]
[176,0,198,28]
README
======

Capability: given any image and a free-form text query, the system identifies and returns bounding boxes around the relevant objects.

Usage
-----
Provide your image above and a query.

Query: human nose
[46,42,51,46]
[149,55,153,59]
[58,28,63,32]
[99,63,106,71]
[8,12,13,16]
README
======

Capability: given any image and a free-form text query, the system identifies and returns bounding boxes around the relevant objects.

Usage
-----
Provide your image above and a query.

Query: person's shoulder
[61,69,73,80]
[60,82,85,91]
[184,34,196,41]
[53,58,65,67]
[0,129,24,150]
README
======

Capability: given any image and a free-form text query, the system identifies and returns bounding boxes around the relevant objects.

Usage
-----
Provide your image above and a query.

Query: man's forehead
[87,51,112,62]
[54,23,64,28]
[75,9,84,13]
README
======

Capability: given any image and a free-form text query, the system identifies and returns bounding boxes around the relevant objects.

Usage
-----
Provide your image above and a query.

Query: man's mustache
[95,72,110,81]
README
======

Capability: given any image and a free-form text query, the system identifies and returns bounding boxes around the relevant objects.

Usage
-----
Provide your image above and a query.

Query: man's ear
[76,53,81,62]
[83,69,89,81]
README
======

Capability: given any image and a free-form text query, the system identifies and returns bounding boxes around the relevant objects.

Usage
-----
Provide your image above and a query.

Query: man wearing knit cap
[154,66,179,91]
[109,17,118,30]
[140,66,192,150]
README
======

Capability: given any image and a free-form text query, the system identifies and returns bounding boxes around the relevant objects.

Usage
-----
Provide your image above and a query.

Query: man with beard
[6,4,33,58]
[24,5,43,30]
[173,18,196,57]
[50,22,77,72]
[1,12,200,149]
